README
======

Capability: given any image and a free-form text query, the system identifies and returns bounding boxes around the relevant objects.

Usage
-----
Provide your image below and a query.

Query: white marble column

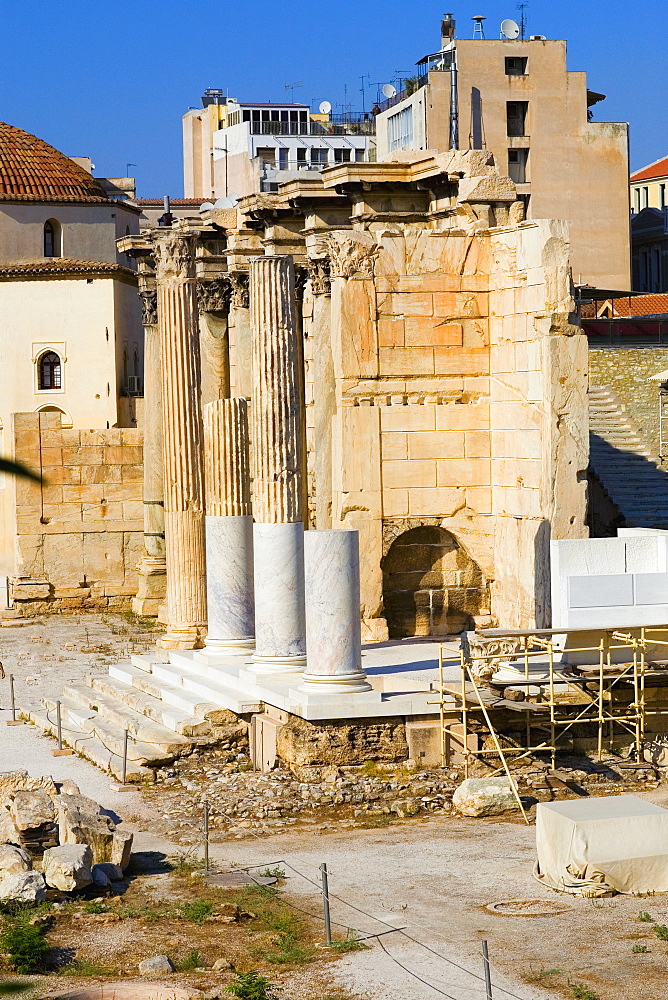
[301,529,371,692]
[203,397,255,655]
[249,255,306,672]
[154,232,207,650]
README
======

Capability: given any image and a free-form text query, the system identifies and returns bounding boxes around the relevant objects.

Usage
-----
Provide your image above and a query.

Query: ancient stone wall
[588,346,668,458]
[9,411,143,613]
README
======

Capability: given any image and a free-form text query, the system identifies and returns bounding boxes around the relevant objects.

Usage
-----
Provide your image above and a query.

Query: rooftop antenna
[472,15,486,38]
[285,81,303,102]
[517,2,528,39]
[359,73,371,114]
[500,17,520,39]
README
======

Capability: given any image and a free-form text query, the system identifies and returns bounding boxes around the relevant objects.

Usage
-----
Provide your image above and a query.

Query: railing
[249,116,375,137]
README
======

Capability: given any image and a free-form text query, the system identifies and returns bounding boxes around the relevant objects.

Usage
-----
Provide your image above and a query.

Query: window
[355,148,365,162]
[43,219,61,257]
[634,188,641,214]
[310,148,328,167]
[507,101,528,137]
[334,148,352,163]
[643,187,649,209]
[387,106,414,152]
[38,351,62,390]
[278,148,289,169]
[505,56,528,75]
[508,148,528,183]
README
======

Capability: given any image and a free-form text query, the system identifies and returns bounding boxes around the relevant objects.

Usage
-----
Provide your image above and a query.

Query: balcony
[249,113,375,138]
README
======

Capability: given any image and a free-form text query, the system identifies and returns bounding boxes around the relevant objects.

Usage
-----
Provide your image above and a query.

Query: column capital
[197,277,232,315]
[305,258,332,296]
[140,289,158,327]
[229,272,250,309]
[154,231,198,282]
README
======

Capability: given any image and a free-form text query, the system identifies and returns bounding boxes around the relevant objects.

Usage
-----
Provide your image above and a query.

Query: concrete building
[183,92,375,200]
[631,156,668,215]
[374,15,630,289]
[631,208,668,293]
[0,122,145,607]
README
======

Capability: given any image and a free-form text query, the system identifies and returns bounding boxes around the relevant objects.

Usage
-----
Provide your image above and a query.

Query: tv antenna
[359,73,371,114]
[500,18,520,39]
[472,15,486,38]
[517,2,528,39]
[285,81,303,101]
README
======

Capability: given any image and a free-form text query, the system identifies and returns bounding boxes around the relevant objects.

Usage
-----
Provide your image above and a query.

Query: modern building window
[43,219,61,257]
[508,148,529,183]
[310,148,328,167]
[661,184,666,210]
[387,106,414,152]
[334,148,352,163]
[634,188,641,214]
[38,351,62,390]
[643,187,649,209]
[297,148,307,167]
[505,56,528,75]
[506,101,528,137]
[278,148,289,169]
[355,148,365,162]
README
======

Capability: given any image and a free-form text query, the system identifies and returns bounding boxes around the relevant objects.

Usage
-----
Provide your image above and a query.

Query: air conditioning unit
[530,34,547,40]
[127,375,142,396]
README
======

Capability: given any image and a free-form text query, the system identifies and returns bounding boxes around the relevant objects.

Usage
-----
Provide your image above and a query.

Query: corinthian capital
[197,277,232,314]
[321,231,378,279]
[139,290,158,326]
[229,272,250,309]
[154,232,197,281]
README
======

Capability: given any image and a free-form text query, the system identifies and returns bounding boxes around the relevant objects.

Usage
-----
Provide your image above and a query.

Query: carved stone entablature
[229,272,250,309]
[140,290,158,327]
[154,233,197,281]
[197,277,232,315]
[305,258,332,296]
[381,517,443,558]
[461,631,523,684]
[320,232,378,279]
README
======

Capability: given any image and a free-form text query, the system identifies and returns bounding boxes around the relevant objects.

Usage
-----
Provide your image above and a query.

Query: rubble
[453,777,519,817]
[138,955,176,975]
[9,789,57,851]
[0,843,31,874]
[0,870,47,903]
[42,844,93,892]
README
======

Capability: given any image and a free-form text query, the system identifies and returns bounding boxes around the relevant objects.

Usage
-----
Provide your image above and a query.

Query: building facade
[375,20,630,289]
[183,93,375,200]
[631,156,668,215]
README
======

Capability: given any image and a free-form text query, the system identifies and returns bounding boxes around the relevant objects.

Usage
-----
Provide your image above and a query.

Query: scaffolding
[436,626,668,790]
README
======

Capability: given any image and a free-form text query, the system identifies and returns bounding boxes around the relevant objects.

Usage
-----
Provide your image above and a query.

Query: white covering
[535,795,668,896]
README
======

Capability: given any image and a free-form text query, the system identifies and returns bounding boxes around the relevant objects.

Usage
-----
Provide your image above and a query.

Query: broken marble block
[9,789,57,850]
[0,807,21,845]
[110,830,133,873]
[43,844,93,892]
[0,871,47,903]
[138,955,175,975]
[452,777,519,817]
[0,770,57,801]
[0,843,31,874]
[57,794,115,864]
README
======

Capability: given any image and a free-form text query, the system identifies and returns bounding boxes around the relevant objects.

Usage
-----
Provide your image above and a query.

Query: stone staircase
[29,652,262,782]
[588,384,668,528]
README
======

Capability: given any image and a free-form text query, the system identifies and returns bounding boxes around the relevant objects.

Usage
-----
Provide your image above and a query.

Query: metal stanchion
[203,798,210,872]
[110,729,135,791]
[6,674,23,726]
[52,700,74,756]
[482,939,493,999]
[320,863,332,946]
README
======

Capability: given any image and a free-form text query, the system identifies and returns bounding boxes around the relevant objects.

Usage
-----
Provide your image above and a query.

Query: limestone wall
[588,346,668,458]
[8,411,144,613]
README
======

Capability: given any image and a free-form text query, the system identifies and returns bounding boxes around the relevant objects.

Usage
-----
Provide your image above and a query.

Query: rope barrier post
[110,730,135,791]
[320,862,332,946]
[203,797,210,872]
[51,700,74,756]
[482,939,493,1000]
[6,674,23,726]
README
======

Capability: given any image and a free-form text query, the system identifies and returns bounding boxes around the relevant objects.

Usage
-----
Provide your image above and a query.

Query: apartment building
[375,15,630,289]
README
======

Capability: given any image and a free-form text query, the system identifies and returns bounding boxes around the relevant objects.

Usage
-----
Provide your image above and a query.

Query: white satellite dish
[382,83,397,99]
[213,196,237,209]
[501,18,521,39]
[319,100,332,115]
[199,201,214,213]
[227,193,240,205]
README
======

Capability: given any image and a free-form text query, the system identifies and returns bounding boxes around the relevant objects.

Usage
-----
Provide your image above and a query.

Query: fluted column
[133,282,167,616]
[249,255,306,672]
[154,232,207,649]
[203,397,255,655]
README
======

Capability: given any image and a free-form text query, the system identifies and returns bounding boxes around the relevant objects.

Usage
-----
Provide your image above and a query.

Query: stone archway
[381,525,488,638]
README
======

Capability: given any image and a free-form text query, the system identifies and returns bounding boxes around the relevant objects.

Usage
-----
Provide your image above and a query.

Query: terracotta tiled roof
[0,259,135,278]
[631,156,668,183]
[581,293,668,318]
[0,123,109,202]
[136,198,202,206]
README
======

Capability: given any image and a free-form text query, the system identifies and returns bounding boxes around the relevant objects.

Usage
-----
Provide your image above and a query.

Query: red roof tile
[631,157,668,183]
[0,259,135,278]
[0,123,108,202]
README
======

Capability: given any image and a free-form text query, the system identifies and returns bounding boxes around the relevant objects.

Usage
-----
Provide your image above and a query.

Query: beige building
[631,156,668,214]
[375,17,630,289]
[183,91,375,201]
[0,122,145,605]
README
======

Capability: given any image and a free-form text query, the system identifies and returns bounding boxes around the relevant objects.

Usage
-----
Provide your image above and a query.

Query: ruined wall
[588,346,668,458]
[9,411,144,613]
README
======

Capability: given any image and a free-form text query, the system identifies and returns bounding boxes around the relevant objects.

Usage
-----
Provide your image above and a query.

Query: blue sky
[1,0,665,196]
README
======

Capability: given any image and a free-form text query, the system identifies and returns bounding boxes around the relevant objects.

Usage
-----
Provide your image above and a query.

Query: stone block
[382,490,409,516]
[122,501,144,521]
[121,429,143,445]
[452,777,518,817]
[61,447,104,466]
[384,460,437,490]
[379,346,434,376]
[381,404,437,432]
[436,404,489,431]
[0,810,21,844]
[465,486,493,514]
[464,431,491,458]
[43,534,84,589]
[0,771,57,800]
[83,532,124,584]
[12,581,51,601]
[437,459,491,488]
[0,871,47,903]
[10,790,55,835]
[139,955,175,976]
[381,432,408,460]
[57,794,115,865]
[110,829,133,872]
[434,348,490,376]
[121,464,144,481]
[80,465,122,484]
[408,430,465,460]
[378,315,405,347]
[0,844,31,874]
[43,844,93,891]
[408,487,465,517]
[405,318,463,348]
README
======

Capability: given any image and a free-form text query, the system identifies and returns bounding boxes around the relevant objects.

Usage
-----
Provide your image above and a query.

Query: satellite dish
[319,100,332,115]
[501,18,520,39]
[382,84,397,99]
[199,201,214,212]
[227,193,240,206]
[213,196,237,209]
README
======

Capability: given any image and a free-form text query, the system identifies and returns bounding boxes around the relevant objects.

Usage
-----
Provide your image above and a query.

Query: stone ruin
[0,770,132,901]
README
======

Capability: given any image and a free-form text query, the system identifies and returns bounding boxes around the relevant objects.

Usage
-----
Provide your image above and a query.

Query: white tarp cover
[535,795,668,896]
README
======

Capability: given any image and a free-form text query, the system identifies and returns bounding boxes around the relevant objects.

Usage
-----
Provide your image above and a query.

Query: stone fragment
[58,780,81,796]
[93,861,123,882]
[57,794,115,864]
[9,790,57,847]
[390,798,420,818]
[0,844,31,874]
[0,770,57,800]
[43,844,93,891]
[212,957,233,971]
[0,808,21,844]
[452,777,518,817]
[91,866,111,888]
[0,870,47,902]
[110,830,133,872]
[138,955,175,975]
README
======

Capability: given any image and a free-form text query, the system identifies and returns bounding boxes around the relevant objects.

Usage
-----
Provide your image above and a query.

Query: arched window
[43,219,61,258]
[38,351,62,390]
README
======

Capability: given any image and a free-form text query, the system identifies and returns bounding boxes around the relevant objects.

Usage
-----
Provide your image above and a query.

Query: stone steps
[148,658,262,715]
[97,667,215,736]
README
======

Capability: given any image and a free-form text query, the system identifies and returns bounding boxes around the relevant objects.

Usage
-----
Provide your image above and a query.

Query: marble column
[203,397,255,655]
[133,279,167,616]
[249,255,306,672]
[154,232,207,650]
[301,529,371,692]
